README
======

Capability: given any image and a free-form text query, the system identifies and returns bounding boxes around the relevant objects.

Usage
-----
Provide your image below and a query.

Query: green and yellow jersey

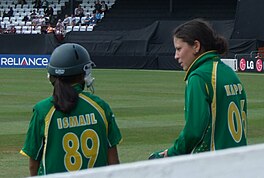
[168,51,247,156]
[20,84,122,175]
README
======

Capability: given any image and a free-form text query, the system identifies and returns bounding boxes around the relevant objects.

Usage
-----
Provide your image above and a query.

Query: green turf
[0,68,263,177]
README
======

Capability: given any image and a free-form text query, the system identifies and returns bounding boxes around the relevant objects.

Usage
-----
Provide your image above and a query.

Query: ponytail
[50,75,84,113]
[214,35,228,56]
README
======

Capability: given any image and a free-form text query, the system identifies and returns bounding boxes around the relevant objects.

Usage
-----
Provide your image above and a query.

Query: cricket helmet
[48,43,95,77]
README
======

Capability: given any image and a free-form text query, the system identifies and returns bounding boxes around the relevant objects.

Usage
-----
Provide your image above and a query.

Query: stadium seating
[0,0,69,34]
[65,24,94,32]
[80,0,115,14]
[0,0,115,34]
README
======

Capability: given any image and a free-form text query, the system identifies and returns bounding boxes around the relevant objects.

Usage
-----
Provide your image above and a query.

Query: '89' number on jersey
[62,129,99,171]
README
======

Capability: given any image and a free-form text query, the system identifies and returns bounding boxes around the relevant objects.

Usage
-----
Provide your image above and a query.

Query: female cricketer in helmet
[149,19,247,159]
[20,43,122,176]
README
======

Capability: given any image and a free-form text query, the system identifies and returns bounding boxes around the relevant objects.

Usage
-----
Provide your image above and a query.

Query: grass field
[0,68,263,178]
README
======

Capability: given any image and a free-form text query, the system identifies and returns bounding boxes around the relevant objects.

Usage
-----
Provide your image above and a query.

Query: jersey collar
[184,50,219,81]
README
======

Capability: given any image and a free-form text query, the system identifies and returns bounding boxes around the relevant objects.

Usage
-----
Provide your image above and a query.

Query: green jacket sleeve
[21,107,45,160]
[167,75,210,156]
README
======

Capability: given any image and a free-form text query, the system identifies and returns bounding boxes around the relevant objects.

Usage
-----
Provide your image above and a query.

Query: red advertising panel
[236,54,263,73]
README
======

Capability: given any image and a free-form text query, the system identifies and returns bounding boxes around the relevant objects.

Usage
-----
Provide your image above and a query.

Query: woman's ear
[193,40,201,54]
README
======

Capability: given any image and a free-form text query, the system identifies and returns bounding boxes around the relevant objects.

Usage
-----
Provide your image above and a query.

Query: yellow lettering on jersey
[79,115,86,126]
[85,113,97,125]
[90,113,97,124]
[224,83,243,96]
[57,118,63,129]
[233,84,238,95]
[85,114,91,125]
[63,117,69,128]
[57,113,97,129]
[230,85,235,95]
[224,85,231,96]
[69,116,78,128]
[238,83,243,94]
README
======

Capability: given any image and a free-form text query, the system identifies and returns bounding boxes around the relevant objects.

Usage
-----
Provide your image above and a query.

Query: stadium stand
[80,0,115,15]
[0,0,69,34]
[1,0,264,71]
[1,0,236,33]
[0,0,110,34]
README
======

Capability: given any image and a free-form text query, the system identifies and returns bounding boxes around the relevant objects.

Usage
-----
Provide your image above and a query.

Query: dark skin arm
[107,146,120,165]
[28,146,118,175]
[29,157,40,176]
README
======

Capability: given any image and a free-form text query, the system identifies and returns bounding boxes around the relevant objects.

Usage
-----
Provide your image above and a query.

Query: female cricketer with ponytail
[20,43,122,175]
[150,19,247,159]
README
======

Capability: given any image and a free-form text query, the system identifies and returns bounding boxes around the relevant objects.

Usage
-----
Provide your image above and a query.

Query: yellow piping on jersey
[20,150,29,157]
[210,61,218,151]
[79,93,108,135]
[184,50,216,81]
[43,106,56,175]
[205,83,209,96]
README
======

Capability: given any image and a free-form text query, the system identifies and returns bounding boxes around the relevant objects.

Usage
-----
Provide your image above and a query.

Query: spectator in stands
[22,14,29,25]
[2,10,9,19]
[70,14,76,26]
[94,0,102,13]
[62,14,71,28]
[38,15,46,26]
[101,1,108,13]
[55,19,64,35]
[75,4,85,18]
[45,5,54,24]
[75,5,85,25]
[89,11,97,26]
[95,10,102,22]
[255,52,262,59]
[46,23,54,33]
[30,10,39,28]
[149,19,248,159]
[83,13,91,26]
[42,0,49,12]
[8,24,16,34]
[7,7,14,20]
[33,0,42,10]
[30,9,38,20]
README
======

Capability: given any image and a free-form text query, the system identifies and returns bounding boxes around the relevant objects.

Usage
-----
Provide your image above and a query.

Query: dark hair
[173,19,228,55]
[50,74,84,113]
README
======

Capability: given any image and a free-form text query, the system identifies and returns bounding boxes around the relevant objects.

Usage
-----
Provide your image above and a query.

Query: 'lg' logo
[256,59,263,72]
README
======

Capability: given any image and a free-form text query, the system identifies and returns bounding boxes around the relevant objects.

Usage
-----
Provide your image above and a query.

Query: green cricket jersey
[167,51,247,156]
[20,84,122,175]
